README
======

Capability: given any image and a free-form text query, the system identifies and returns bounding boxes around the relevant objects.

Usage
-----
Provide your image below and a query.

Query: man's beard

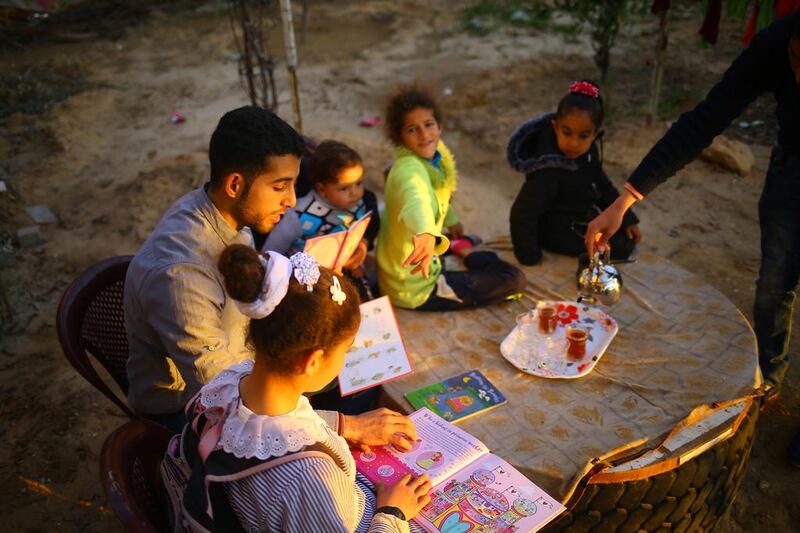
[232,184,276,233]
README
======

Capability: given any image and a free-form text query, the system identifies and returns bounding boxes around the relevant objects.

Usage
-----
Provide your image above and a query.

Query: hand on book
[376,473,432,521]
[342,239,368,273]
[342,408,417,452]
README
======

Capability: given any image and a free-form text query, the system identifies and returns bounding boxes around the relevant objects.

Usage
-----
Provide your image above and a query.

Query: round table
[380,247,761,531]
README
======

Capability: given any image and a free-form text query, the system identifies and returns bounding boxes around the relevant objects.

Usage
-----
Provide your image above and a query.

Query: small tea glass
[566,327,587,360]
[536,301,558,334]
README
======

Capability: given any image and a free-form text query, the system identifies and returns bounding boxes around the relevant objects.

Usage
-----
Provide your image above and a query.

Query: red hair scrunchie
[569,81,600,99]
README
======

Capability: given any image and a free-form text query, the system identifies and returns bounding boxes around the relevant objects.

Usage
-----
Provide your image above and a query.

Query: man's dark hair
[794,13,800,38]
[209,106,305,186]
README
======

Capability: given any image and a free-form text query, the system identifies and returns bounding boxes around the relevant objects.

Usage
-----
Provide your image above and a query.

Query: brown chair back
[100,419,173,532]
[56,255,135,417]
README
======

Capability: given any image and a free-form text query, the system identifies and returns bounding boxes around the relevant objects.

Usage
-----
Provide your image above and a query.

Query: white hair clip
[289,252,320,292]
[330,275,346,306]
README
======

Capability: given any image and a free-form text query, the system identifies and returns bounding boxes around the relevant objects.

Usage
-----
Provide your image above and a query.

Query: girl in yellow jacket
[376,85,526,311]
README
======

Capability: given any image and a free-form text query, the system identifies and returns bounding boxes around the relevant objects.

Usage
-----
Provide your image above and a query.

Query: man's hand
[342,239,368,272]
[625,224,642,244]
[403,233,436,279]
[585,191,638,255]
[342,408,418,452]
[447,222,464,240]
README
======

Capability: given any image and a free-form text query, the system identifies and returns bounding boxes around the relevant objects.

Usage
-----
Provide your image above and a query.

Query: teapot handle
[590,249,611,266]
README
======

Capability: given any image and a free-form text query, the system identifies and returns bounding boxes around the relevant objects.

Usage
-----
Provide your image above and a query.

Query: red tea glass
[566,327,587,360]
[537,304,558,334]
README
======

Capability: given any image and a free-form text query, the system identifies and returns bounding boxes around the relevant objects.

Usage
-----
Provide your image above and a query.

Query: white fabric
[199,360,340,460]
[234,252,292,319]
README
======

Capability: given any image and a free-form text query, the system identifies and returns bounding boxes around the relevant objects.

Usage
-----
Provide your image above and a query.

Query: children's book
[405,370,507,423]
[338,296,413,396]
[303,210,372,271]
[354,408,565,532]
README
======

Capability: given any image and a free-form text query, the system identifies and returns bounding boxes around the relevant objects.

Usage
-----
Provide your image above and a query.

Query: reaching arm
[627,26,779,196]
[394,166,450,277]
[594,170,639,228]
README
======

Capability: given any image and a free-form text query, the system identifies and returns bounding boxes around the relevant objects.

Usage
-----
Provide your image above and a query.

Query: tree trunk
[647,7,669,124]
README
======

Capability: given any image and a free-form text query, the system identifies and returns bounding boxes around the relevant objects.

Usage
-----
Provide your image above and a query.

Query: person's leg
[414,280,469,312]
[445,251,527,307]
[540,218,586,257]
[753,146,800,389]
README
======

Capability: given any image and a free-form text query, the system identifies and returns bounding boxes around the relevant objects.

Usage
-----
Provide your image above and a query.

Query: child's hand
[447,222,464,240]
[343,239,368,272]
[376,474,432,520]
[403,233,436,278]
[625,224,642,244]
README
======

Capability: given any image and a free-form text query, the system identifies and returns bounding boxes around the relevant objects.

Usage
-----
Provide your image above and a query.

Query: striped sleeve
[224,456,410,533]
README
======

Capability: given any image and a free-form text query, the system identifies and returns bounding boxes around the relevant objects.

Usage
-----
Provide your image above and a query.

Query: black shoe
[789,430,800,468]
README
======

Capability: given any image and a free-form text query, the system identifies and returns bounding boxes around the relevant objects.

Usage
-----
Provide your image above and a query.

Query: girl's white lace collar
[199,360,334,460]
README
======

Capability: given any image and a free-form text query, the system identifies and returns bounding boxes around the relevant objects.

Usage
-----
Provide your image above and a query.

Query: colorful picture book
[303,210,372,271]
[354,408,565,532]
[405,370,507,423]
[338,296,413,396]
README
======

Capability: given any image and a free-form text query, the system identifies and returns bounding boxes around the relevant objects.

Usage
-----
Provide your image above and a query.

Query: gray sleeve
[262,210,303,255]
[140,262,248,391]
[315,410,340,432]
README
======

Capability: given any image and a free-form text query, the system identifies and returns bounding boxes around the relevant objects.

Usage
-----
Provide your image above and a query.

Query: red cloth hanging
[699,0,724,43]
[742,1,760,44]
[743,0,799,45]
[774,0,800,17]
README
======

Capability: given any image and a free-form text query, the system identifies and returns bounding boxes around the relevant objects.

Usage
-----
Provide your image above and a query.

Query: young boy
[263,140,380,289]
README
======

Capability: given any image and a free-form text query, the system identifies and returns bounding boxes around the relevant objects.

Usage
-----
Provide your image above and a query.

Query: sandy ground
[0,1,798,530]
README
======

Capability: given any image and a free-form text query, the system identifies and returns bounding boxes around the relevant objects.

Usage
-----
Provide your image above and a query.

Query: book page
[354,408,488,488]
[303,230,347,270]
[339,296,413,396]
[332,211,372,271]
[405,369,507,423]
[417,454,565,533]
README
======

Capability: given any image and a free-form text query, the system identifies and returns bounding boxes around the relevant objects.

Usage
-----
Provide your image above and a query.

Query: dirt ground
[1,1,798,531]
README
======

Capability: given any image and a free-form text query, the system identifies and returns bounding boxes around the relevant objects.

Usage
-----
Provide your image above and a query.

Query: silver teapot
[576,251,625,306]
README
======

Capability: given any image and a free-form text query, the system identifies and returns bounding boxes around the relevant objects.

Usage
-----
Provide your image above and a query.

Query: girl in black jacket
[506,81,641,265]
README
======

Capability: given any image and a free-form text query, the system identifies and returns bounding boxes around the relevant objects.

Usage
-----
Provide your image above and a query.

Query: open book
[338,296,413,396]
[303,210,372,271]
[354,408,564,532]
[405,369,507,423]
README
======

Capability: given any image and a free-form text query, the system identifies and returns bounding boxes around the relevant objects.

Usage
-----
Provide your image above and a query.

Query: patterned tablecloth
[381,248,759,501]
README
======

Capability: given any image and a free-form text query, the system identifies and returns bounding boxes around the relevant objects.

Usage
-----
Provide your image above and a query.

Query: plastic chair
[100,418,173,532]
[56,255,135,417]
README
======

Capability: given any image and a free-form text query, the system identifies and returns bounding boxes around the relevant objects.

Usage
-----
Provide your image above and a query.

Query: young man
[124,106,304,431]
[586,13,800,466]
